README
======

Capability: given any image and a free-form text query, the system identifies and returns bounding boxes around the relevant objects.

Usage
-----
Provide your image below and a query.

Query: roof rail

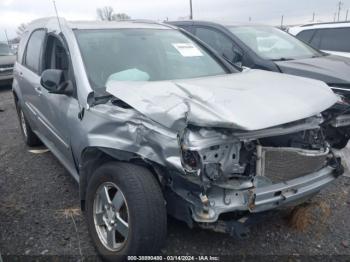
[129,19,162,24]
[301,21,350,27]
[129,19,175,29]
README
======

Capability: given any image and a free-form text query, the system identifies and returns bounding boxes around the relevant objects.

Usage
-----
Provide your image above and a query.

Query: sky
[0,0,349,41]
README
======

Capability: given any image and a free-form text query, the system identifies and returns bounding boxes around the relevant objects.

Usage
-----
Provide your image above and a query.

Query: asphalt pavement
[0,85,349,259]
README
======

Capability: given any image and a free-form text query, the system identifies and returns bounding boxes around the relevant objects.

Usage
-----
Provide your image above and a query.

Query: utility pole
[280,15,284,28]
[4,30,9,45]
[189,0,193,20]
[334,12,337,22]
[346,9,349,21]
[337,1,343,21]
[312,12,315,22]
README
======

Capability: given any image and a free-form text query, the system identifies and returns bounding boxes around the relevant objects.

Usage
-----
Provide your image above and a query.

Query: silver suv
[13,18,344,259]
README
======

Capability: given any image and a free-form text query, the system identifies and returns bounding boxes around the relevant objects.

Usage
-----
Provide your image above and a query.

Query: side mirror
[40,69,73,96]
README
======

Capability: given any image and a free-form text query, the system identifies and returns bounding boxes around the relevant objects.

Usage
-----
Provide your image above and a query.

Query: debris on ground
[288,200,331,232]
[57,207,81,219]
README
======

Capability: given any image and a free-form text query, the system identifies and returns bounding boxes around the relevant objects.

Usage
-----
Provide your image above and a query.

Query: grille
[0,64,14,68]
[256,146,329,183]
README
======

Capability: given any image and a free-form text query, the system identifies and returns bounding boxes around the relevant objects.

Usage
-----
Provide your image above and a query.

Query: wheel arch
[79,146,166,211]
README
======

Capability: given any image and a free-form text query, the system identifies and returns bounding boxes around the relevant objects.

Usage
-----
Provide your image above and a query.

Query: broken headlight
[180,149,201,173]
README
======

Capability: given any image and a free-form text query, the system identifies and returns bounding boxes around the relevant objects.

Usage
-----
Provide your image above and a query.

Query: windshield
[75,29,227,92]
[0,43,12,56]
[229,26,322,60]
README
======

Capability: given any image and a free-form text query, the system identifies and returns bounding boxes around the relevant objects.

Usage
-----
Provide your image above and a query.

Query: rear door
[309,28,350,57]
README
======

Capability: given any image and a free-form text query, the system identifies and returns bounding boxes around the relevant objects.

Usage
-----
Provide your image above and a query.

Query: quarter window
[24,29,46,74]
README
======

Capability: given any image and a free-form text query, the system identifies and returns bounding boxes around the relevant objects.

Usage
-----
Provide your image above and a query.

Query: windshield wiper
[222,54,243,72]
[271,57,295,61]
[92,94,114,106]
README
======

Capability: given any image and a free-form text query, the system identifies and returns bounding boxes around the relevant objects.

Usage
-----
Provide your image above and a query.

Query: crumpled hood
[276,55,350,86]
[106,70,338,131]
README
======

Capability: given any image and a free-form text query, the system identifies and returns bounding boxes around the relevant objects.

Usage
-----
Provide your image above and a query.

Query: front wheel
[86,162,167,261]
[16,105,42,147]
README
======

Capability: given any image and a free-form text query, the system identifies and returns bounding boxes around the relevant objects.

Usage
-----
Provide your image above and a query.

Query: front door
[38,34,80,171]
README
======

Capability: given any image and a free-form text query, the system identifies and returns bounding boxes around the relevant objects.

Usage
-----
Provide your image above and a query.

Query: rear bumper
[0,66,14,82]
[0,73,13,82]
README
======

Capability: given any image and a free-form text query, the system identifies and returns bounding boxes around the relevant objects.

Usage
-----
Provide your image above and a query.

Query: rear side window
[317,28,350,52]
[24,29,46,74]
[296,30,315,43]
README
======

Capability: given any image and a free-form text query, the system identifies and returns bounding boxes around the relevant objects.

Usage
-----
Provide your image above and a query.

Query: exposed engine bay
[179,116,332,185]
[166,115,343,229]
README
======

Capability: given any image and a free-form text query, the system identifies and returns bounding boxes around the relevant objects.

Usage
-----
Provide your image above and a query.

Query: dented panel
[106,70,338,131]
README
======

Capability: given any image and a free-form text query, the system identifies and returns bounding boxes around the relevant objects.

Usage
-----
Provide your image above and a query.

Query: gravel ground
[0,85,350,260]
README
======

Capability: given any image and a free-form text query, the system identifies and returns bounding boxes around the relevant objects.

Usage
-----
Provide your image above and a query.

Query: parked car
[167,21,350,94]
[0,42,15,85]
[13,18,344,260]
[168,21,350,147]
[289,22,350,58]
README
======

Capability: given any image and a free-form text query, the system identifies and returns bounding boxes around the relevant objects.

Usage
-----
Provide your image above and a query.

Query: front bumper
[252,166,337,212]
[189,165,339,223]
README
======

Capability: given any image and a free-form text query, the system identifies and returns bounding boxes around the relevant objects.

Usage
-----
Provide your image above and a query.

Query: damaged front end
[103,70,344,238]
[166,115,343,235]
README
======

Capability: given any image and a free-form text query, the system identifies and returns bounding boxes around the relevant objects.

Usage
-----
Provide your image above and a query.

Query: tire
[16,104,42,147]
[85,162,167,261]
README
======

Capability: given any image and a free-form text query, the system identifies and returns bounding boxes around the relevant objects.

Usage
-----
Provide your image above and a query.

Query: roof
[289,21,350,35]
[68,20,172,30]
[26,17,173,33]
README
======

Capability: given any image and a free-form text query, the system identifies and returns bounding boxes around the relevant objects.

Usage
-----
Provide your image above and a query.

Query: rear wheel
[16,104,42,147]
[86,162,167,261]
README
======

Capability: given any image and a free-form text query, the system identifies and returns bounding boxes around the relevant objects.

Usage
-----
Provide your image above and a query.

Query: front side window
[0,43,12,56]
[317,28,350,52]
[296,30,315,43]
[24,29,46,73]
[195,27,236,60]
[229,26,322,60]
[74,29,227,92]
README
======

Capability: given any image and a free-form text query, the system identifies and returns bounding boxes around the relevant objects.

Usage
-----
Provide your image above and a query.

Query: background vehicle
[168,21,350,94]
[289,22,350,58]
[0,42,15,86]
[168,21,350,148]
[13,18,344,260]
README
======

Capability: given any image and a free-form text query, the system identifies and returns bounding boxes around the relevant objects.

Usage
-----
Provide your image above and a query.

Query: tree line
[16,6,131,38]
